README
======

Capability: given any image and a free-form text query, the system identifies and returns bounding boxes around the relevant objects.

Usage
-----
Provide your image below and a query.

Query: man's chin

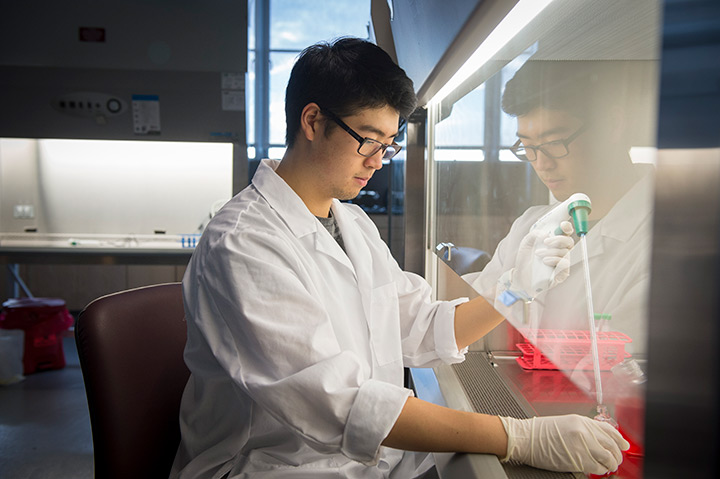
[336,189,363,202]
[544,182,574,200]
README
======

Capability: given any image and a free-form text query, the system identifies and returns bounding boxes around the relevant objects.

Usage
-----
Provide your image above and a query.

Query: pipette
[568,200,617,426]
[529,194,616,424]
[578,235,615,424]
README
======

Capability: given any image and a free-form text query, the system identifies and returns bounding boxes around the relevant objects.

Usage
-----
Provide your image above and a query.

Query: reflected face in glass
[516,108,595,201]
[312,105,400,202]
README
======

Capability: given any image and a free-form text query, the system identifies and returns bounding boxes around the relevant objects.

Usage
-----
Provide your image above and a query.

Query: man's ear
[300,103,323,142]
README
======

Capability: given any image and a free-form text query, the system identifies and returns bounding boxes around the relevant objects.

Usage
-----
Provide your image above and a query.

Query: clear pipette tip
[594,404,618,428]
[579,235,619,428]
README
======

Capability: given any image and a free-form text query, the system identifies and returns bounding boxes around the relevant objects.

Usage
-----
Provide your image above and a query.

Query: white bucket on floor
[0,329,25,385]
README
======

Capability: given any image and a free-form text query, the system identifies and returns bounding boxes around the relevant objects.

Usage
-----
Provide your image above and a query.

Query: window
[247,0,371,162]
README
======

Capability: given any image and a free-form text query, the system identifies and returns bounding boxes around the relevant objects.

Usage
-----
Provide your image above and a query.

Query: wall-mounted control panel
[0,1,246,142]
[51,92,127,124]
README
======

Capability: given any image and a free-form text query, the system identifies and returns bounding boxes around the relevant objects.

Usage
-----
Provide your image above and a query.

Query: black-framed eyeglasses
[321,108,402,160]
[510,124,588,162]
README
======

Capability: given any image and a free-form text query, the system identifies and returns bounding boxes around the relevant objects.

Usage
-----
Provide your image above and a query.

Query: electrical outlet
[13,204,35,219]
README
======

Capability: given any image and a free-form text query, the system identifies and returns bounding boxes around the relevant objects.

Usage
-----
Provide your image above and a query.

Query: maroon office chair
[75,283,190,479]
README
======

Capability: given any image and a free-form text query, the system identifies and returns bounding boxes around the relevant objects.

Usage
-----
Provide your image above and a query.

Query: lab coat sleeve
[462,228,519,303]
[343,379,413,464]
[189,228,411,465]
[395,269,469,367]
[365,237,468,368]
[346,208,470,368]
[461,208,543,305]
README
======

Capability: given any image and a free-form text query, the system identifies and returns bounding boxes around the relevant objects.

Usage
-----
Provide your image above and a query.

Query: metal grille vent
[452,352,577,479]
[452,353,529,418]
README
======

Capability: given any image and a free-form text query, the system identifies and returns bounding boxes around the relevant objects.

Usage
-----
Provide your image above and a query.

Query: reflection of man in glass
[464,60,655,356]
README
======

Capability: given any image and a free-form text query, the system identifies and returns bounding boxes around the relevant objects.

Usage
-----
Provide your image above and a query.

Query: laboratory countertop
[0,233,197,265]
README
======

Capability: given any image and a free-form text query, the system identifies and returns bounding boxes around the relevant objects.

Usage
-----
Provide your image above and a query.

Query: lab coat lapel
[252,159,357,275]
[313,223,357,277]
[568,170,654,268]
[331,202,375,315]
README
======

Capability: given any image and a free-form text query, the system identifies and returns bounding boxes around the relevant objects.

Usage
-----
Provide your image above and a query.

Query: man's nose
[364,150,384,170]
[533,150,557,170]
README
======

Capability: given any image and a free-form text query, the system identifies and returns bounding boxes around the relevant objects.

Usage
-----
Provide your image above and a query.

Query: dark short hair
[502,60,623,119]
[284,37,417,147]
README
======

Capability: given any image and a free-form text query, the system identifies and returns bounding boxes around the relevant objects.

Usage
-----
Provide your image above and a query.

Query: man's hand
[506,220,575,298]
[500,414,630,475]
[533,220,575,285]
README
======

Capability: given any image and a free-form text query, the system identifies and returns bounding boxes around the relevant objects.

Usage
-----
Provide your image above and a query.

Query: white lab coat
[171,159,467,479]
[463,166,654,357]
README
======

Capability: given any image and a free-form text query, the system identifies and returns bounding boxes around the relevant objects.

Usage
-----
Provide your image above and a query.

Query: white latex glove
[502,220,575,300]
[534,220,575,285]
[499,414,630,475]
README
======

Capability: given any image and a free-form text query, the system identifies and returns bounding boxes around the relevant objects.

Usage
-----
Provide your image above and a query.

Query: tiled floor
[0,335,93,478]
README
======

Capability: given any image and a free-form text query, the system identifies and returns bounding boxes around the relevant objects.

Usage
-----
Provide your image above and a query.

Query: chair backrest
[76,282,190,479]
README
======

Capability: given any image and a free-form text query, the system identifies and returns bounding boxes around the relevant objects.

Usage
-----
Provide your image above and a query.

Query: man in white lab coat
[171,39,628,479]
[464,60,656,359]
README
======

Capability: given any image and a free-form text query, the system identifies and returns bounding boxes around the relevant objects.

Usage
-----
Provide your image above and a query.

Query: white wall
[0,138,233,235]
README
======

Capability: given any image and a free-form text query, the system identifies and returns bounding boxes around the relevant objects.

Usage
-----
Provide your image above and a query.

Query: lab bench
[1,233,193,309]
[0,233,195,265]
[412,351,643,479]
